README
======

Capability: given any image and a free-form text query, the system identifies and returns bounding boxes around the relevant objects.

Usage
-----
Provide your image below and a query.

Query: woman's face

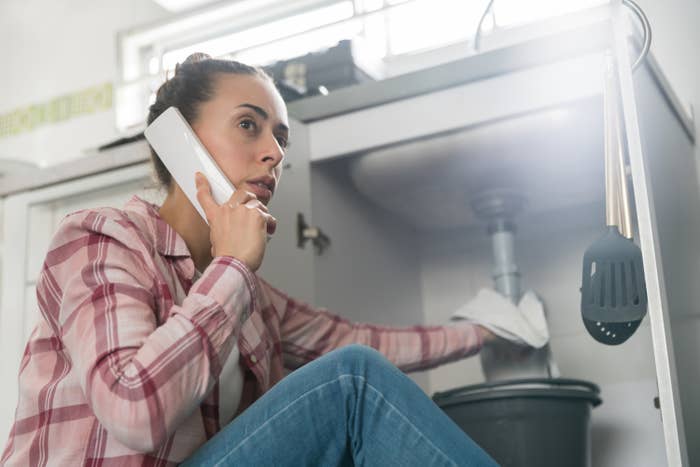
[192,73,289,206]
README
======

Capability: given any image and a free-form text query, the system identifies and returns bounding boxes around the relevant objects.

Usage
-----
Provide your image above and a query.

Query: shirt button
[250,355,258,364]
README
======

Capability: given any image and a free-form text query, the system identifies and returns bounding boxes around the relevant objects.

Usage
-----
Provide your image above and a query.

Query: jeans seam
[211,373,457,467]
[212,378,341,466]
[357,376,458,467]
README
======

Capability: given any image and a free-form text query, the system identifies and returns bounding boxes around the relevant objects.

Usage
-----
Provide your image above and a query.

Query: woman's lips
[245,182,273,202]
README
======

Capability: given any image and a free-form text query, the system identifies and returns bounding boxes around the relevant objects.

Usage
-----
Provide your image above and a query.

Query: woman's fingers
[241,199,275,234]
[227,189,257,209]
[243,199,268,211]
[197,174,265,215]
[195,172,276,269]
[263,212,277,235]
[194,172,218,220]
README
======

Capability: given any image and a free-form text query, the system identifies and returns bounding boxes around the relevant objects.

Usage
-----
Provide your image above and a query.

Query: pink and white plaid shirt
[2,196,483,466]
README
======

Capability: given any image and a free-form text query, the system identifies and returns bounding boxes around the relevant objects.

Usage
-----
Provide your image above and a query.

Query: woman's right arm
[45,214,256,453]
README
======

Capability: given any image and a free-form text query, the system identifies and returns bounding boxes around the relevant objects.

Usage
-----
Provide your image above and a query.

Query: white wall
[637,0,699,122]
[636,0,699,174]
[0,0,168,167]
[416,203,662,389]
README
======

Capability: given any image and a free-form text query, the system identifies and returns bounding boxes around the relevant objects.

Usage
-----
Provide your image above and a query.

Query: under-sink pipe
[489,219,521,304]
[472,190,554,381]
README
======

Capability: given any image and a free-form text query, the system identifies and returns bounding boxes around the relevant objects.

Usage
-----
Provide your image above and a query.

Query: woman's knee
[324,344,391,374]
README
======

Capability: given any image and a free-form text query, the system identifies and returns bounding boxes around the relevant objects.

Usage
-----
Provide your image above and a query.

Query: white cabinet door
[258,118,316,304]
[629,52,699,467]
[611,12,693,465]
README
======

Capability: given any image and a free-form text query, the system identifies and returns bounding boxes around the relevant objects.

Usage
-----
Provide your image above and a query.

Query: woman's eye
[276,136,289,149]
[239,119,257,131]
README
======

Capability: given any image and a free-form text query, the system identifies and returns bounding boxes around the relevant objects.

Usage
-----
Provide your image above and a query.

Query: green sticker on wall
[0,82,113,139]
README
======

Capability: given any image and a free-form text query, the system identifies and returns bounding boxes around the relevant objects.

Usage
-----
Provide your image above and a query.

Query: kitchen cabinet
[282,9,695,465]
[1,5,696,465]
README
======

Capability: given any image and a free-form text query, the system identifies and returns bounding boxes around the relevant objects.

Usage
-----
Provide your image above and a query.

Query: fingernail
[195,172,202,184]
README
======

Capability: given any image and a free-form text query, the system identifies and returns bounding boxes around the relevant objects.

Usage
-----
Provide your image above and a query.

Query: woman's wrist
[477,325,497,344]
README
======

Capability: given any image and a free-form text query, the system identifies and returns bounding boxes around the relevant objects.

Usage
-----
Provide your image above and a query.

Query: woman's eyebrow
[237,103,268,119]
[237,103,289,132]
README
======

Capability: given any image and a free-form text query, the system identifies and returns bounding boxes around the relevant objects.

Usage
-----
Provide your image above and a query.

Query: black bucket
[433,378,602,467]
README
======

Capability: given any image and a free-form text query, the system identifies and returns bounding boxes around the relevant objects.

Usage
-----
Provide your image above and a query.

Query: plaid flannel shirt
[2,196,482,466]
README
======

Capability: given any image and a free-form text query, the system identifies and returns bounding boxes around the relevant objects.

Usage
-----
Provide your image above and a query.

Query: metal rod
[473,0,495,52]
[621,0,652,71]
[474,0,651,72]
[604,53,620,229]
[605,52,634,238]
[612,74,634,239]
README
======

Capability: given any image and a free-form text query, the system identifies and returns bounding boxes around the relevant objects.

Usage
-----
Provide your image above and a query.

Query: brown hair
[146,53,272,189]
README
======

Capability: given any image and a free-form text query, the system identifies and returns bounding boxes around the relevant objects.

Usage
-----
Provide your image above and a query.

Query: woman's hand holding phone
[195,172,276,271]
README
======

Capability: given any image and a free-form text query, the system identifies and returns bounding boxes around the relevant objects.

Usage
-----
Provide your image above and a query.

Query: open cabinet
[0,4,696,465]
[274,5,695,465]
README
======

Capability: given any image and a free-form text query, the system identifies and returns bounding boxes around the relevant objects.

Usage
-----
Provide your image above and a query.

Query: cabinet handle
[297,213,330,255]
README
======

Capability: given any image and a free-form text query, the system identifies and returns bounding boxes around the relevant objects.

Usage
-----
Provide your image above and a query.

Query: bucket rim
[432,377,603,408]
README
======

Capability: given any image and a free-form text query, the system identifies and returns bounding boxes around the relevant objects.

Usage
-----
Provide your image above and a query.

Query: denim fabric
[183,344,498,467]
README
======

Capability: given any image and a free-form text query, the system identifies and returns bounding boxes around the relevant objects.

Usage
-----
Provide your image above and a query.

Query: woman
[2,53,499,466]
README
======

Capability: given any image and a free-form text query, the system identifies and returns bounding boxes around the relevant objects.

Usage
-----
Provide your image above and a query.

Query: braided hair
[146,53,272,189]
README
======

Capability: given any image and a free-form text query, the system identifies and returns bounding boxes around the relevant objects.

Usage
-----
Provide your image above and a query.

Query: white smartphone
[144,106,234,223]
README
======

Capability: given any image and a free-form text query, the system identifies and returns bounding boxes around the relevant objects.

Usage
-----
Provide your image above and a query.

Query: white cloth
[451,288,550,348]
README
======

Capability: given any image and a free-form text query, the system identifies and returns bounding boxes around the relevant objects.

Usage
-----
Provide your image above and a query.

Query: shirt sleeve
[273,287,483,373]
[44,217,256,453]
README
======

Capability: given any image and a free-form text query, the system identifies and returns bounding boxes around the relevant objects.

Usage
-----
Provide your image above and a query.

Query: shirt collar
[123,195,192,258]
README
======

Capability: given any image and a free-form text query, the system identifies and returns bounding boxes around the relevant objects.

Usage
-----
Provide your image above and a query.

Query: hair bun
[175,52,212,74]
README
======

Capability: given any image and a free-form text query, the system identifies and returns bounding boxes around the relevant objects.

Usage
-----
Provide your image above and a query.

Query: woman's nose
[260,134,285,166]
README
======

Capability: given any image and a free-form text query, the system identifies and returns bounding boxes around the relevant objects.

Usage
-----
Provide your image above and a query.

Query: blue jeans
[183,344,498,466]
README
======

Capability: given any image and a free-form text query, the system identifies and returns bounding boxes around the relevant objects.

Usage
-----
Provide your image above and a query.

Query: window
[116,0,607,131]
